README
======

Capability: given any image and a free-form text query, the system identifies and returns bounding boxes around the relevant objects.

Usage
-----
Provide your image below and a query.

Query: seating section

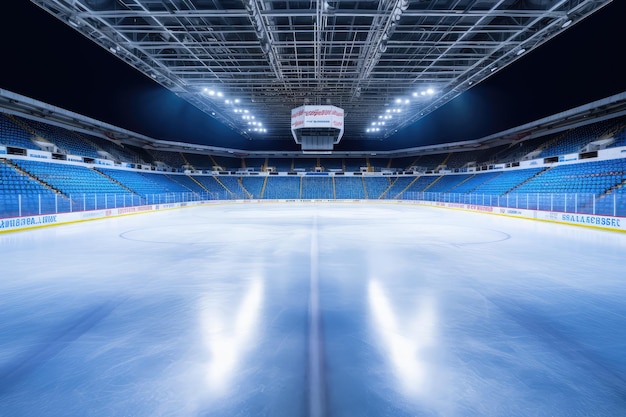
[243,158,265,171]
[610,128,626,148]
[334,177,366,199]
[184,153,214,170]
[95,167,188,200]
[148,150,186,168]
[389,157,416,171]
[84,134,145,164]
[444,149,497,169]
[448,172,501,194]
[10,159,134,212]
[2,157,626,217]
[0,113,40,150]
[510,159,626,214]
[595,181,626,216]
[267,158,293,172]
[368,158,392,171]
[214,176,250,198]
[14,160,128,196]
[320,158,343,171]
[263,176,301,199]
[538,119,619,158]
[293,158,318,172]
[514,159,626,195]
[400,175,441,196]
[343,158,367,172]
[241,176,266,198]
[412,154,447,170]
[423,174,473,193]
[495,136,548,163]
[384,176,418,198]
[0,160,58,216]
[363,177,391,199]
[301,175,333,199]
[165,174,207,193]
[211,156,241,171]
[3,109,626,219]
[21,118,101,158]
[470,169,544,195]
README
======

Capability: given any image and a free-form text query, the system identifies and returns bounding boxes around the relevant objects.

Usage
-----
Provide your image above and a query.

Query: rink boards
[1,198,625,233]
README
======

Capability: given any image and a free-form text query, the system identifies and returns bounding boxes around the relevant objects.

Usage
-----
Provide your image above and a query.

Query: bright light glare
[201,280,264,396]
[368,280,438,396]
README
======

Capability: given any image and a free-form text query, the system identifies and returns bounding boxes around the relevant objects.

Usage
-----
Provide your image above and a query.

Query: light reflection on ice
[200,279,264,396]
[368,279,438,397]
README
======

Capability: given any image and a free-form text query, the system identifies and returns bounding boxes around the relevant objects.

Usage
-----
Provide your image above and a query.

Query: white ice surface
[1,202,625,416]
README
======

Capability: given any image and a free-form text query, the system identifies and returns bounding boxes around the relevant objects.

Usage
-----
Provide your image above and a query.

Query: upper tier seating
[83,134,145,164]
[211,156,241,171]
[267,158,293,172]
[0,113,40,150]
[319,158,343,171]
[538,119,619,158]
[148,150,186,168]
[343,158,367,172]
[242,158,266,171]
[20,118,101,158]
[183,153,214,170]
[293,158,318,172]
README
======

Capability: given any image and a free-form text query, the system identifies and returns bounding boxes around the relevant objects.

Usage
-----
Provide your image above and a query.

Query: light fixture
[68,16,81,28]
[561,19,572,28]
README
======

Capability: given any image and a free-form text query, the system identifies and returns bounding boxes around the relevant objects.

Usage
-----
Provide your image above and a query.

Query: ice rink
[1,202,626,417]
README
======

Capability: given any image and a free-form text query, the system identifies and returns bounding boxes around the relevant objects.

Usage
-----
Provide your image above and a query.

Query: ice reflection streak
[368,280,437,397]
[201,279,264,396]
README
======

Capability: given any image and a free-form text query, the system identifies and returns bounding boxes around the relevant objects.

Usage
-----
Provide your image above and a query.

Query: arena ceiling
[31,0,612,145]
